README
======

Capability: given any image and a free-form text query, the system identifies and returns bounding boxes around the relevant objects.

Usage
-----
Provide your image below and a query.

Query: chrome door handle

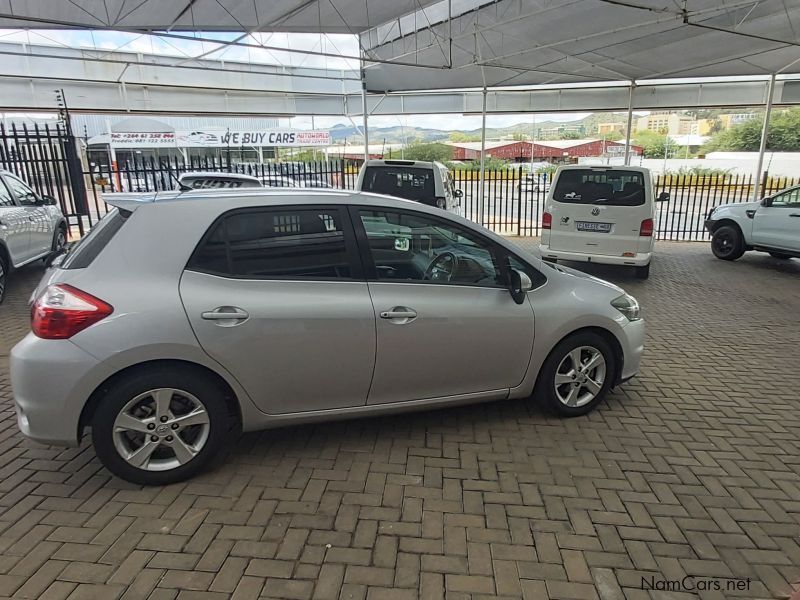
[201,306,249,325]
[379,307,417,322]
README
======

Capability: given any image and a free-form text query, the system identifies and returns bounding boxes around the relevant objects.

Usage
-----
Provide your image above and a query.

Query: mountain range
[329,113,630,144]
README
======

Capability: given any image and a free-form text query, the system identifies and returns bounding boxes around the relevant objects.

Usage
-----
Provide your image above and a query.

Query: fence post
[760,170,769,197]
[516,165,522,236]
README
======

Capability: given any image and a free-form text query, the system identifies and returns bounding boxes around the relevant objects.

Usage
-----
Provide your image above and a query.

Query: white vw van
[539,165,668,279]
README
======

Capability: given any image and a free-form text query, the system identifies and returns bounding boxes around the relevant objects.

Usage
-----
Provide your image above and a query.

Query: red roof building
[448,139,642,162]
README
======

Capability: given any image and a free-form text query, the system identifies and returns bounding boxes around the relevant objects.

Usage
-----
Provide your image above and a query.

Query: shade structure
[1,0,798,93]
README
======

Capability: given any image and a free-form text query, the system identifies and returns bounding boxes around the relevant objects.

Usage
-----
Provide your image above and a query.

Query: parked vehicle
[356,159,463,211]
[261,175,298,188]
[539,165,669,279]
[519,173,551,193]
[12,189,644,484]
[705,185,800,261]
[0,170,68,303]
[298,177,334,188]
[178,172,262,190]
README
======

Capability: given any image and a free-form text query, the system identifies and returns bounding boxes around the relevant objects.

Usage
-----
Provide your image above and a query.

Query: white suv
[356,159,462,211]
[0,170,68,303]
[705,185,800,261]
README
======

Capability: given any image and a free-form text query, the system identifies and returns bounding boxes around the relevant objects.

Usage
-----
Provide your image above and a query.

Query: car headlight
[611,293,641,321]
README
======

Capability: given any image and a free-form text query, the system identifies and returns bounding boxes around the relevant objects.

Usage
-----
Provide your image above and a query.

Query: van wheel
[535,332,616,417]
[634,263,650,279]
[91,367,233,485]
[711,226,745,260]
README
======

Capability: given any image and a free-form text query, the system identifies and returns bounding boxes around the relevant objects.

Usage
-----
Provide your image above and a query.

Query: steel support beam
[479,88,487,226]
[753,73,777,201]
[624,82,635,165]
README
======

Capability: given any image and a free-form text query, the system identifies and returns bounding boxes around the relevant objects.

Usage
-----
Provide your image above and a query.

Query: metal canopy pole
[361,70,369,162]
[479,87,487,226]
[753,73,776,201]
[624,81,635,165]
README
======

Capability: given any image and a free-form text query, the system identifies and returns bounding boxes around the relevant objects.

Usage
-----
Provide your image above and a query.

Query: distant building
[718,113,758,129]
[446,139,642,163]
[597,123,625,135]
[635,112,694,135]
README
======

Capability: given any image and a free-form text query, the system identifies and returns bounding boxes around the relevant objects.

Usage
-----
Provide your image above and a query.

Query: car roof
[363,159,442,169]
[105,188,441,214]
[179,171,260,181]
[556,165,650,174]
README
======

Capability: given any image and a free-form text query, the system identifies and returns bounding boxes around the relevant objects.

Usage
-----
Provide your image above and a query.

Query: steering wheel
[424,252,458,282]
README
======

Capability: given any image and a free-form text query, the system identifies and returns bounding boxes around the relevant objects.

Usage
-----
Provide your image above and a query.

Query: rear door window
[553,169,646,206]
[187,207,360,279]
[361,166,436,204]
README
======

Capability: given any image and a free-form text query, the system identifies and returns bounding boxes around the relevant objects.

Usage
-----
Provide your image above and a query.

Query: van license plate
[576,221,612,232]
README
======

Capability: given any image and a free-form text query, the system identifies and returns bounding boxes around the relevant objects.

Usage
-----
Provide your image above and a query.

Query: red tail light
[31,284,113,340]
[639,218,654,237]
[542,212,552,229]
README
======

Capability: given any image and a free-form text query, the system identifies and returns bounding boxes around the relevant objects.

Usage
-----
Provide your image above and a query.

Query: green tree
[632,131,679,158]
[561,131,582,140]
[702,108,800,153]
[402,142,454,162]
[512,132,529,141]
[449,131,481,143]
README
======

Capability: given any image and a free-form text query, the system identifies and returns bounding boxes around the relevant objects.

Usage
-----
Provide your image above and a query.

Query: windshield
[553,169,645,206]
[361,166,436,204]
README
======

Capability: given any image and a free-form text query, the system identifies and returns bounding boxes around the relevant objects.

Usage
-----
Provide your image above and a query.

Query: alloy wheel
[713,231,734,257]
[112,387,211,472]
[553,346,607,408]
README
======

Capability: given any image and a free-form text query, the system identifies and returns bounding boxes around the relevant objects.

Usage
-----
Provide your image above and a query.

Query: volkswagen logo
[591,207,601,216]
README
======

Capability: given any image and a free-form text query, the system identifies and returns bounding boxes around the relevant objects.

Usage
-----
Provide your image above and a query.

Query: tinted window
[359,209,503,287]
[5,174,38,205]
[189,208,354,279]
[771,188,800,207]
[553,169,645,206]
[62,209,129,269]
[0,180,14,207]
[361,167,436,204]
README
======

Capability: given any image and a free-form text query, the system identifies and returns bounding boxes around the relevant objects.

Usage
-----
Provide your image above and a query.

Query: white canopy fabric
[0,0,798,92]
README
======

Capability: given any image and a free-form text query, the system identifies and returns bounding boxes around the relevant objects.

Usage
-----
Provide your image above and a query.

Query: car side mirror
[761,196,772,207]
[509,268,532,304]
[656,191,670,202]
[39,195,58,206]
[454,189,463,199]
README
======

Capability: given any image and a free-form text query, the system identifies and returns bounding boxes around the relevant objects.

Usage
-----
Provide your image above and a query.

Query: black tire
[91,366,234,485]
[634,263,650,279]
[711,225,745,260]
[45,226,68,265]
[769,252,792,260]
[0,252,7,305]
[534,331,616,417]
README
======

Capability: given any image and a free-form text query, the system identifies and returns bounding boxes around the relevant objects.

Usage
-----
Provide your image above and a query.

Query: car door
[180,205,376,414]
[0,176,35,265]
[752,188,800,251]
[4,173,52,258]
[354,206,535,405]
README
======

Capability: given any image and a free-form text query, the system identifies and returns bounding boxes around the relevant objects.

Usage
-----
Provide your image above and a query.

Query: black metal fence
[1,123,797,242]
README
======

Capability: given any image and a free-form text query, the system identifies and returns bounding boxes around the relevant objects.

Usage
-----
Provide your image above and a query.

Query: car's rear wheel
[91,367,233,485]
[535,332,616,417]
[711,225,745,260]
[0,253,7,304]
[634,263,650,279]
[769,252,792,260]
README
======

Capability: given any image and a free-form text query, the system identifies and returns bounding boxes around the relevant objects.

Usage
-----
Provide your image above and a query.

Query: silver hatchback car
[11,190,644,484]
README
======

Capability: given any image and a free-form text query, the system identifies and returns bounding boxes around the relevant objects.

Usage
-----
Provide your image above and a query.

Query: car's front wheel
[711,225,745,260]
[535,332,616,417]
[91,367,234,485]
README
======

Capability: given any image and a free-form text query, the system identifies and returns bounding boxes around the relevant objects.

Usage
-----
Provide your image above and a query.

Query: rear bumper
[539,244,651,267]
[11,333,112,446]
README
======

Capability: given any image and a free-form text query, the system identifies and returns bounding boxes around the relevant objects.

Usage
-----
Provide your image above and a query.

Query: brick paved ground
[0,240,799,600]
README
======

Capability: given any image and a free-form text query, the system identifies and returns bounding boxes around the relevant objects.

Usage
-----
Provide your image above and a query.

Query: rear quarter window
[553,169,646,207]
[62,209,129,269]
